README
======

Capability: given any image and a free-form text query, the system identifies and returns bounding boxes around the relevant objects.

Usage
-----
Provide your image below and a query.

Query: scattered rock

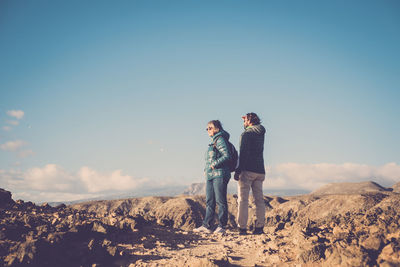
[91,221,108,234]
[275,222,285,231]
[55,203,67,210]
[189,255,231,267]
[298,243,326,263]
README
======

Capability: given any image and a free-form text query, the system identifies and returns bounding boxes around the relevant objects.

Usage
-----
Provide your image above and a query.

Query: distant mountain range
[46,185,188,206]
[47,179,400,206]
[182,182,310,196]
[46,182,311,206]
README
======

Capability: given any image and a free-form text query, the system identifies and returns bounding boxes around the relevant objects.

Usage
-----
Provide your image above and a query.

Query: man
[234,112,266,235]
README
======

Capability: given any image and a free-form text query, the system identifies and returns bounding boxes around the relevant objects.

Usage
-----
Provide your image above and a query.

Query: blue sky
[1,0,399,202]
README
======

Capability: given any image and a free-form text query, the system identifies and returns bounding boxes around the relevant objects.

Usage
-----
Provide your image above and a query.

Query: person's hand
[211,166,214,170]
[234,172,240,181]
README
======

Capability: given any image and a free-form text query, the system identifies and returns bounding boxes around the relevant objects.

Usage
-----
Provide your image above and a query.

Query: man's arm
[235,132,250,176]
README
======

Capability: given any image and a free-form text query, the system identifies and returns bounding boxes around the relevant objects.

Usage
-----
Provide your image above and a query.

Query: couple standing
[194,112,266,235]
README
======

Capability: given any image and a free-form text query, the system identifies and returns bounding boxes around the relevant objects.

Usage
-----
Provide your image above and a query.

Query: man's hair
[208,120,223,131]
[245,113,261,125]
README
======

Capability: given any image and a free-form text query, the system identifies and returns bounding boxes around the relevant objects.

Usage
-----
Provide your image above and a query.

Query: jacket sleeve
[236,132,250,173]
[210,137,231,169]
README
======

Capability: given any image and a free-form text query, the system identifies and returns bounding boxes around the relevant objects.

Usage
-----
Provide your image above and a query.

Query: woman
[194,120,231,234]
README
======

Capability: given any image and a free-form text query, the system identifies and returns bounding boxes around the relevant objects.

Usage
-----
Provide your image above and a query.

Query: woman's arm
[211,137,231,169]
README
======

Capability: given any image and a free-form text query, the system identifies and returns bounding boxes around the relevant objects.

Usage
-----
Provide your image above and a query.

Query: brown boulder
[324,243,371,266]
[377,241,400,266]
[360,233,384,251]
[298,243,326,263]
[154,196,204,230]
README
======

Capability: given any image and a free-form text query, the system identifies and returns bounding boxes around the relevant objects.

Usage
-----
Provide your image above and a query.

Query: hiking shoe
[252,227,264,235]
[213,226,226,234]
[239,228,247,235]
[193,226,212,233]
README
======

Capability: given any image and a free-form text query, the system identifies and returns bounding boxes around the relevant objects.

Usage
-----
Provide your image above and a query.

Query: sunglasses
[206,127,213,131]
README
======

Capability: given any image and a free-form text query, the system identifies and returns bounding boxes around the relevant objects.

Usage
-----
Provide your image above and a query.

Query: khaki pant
[237,170,265,229]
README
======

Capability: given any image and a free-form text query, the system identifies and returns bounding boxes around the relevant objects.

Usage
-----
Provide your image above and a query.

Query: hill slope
[311,181,389,195]
[391,182,400,193]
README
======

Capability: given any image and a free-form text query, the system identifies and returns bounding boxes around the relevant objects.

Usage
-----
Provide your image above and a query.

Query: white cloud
[6,120,19,126]
[18,150,34,158]
[23,164,77,192]
[13,191,100,203]
[0,140,26,151]
[266,162,400,191]
[0,164,150,202]
[7,110,24,119]
[375,162,400,181]
[0,169,22,188]
[78,166,149,193]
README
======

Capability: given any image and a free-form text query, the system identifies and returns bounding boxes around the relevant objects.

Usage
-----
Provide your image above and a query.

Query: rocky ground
[1,181,400,266]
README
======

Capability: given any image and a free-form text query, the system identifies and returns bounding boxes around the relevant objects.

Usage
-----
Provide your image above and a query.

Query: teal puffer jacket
[205,130,232,180]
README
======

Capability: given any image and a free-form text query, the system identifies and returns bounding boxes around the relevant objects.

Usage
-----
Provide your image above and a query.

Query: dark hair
[245,112,261,125]
[208,120,223,131]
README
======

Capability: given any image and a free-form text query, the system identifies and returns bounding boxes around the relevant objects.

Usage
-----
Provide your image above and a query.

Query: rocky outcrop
[0,189,14,208]
[0,190,150,266]
[154,196,205,229]
[261,186,400,266]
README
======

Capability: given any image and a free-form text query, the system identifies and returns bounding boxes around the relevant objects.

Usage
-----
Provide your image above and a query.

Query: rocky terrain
[392,182,400,193]
[1,181,400,266]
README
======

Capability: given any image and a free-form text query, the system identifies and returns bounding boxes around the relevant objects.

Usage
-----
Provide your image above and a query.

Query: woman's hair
[245,112,261,125]
[208,120,223,131]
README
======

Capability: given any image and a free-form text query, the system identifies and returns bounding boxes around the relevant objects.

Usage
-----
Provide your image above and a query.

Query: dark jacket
[205,130,232,180]
[236,124,266,174]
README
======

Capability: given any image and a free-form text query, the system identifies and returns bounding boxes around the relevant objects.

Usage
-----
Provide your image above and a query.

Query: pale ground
[108,223,304,267]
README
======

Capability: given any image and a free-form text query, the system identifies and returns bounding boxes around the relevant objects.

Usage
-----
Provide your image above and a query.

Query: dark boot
[252,227,264,235]
[239,228,247,235]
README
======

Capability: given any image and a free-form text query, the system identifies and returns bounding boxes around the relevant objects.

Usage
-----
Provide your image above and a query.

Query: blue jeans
[203,177,229,229]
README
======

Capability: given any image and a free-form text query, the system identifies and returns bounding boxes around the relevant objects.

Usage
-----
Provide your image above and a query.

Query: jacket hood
[212,129,230,141]
[246,124,266,135]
